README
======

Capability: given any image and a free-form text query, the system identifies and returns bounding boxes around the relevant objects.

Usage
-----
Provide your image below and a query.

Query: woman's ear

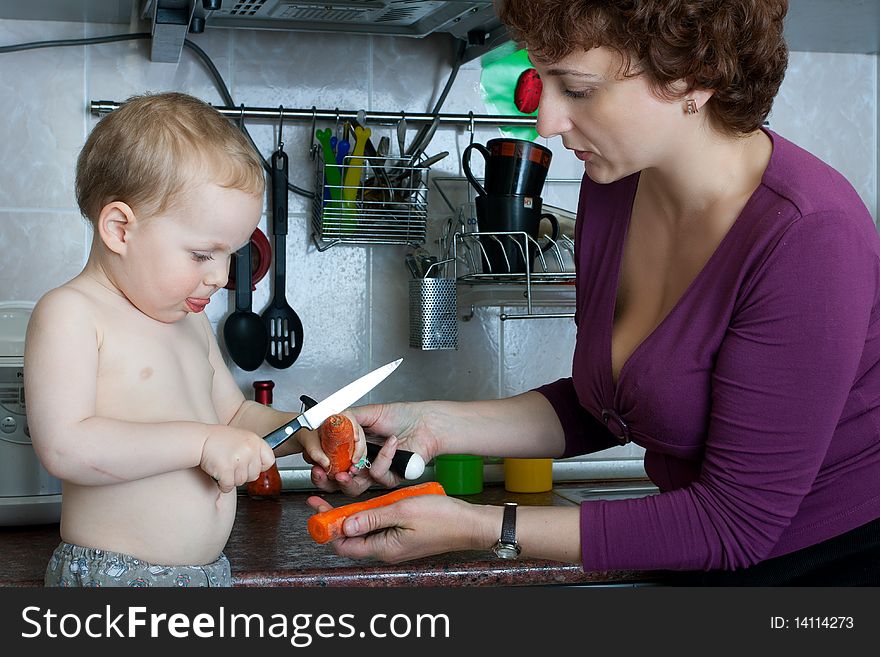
[688,88,714,114]
[670,79,714,115]
[97,201,136,255]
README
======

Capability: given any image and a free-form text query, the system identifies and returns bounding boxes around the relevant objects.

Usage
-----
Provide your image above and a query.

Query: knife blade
[263,358,402,450]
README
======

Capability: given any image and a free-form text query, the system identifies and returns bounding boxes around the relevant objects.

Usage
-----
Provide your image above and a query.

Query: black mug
[475,194,560,274]
[463,138,553,197]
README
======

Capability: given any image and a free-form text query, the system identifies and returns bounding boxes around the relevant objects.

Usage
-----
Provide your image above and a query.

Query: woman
[308,0,880,584]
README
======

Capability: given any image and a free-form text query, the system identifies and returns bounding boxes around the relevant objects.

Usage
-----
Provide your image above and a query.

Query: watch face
[493,544,520,559]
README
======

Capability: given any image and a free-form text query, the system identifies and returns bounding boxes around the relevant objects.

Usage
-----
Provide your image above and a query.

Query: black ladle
[261,147,304,368]
[222,241,268,371]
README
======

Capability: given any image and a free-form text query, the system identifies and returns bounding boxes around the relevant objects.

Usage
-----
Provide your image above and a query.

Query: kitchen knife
[299,395,425,481]
[263,358,402,450]
[364,442,425,480]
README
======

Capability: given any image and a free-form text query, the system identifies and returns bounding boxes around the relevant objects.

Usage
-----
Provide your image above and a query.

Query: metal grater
[409,277,457,350]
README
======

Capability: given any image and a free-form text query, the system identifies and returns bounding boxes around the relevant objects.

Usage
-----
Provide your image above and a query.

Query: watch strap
[500,502,517,544]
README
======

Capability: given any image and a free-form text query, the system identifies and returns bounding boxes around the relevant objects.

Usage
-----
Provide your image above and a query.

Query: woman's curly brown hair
[496,0,789,136]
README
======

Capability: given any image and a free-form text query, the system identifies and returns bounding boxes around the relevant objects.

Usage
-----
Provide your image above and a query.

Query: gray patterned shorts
[45,541,232,587]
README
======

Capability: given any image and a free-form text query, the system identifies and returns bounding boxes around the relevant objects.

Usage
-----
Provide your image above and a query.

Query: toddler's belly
[59,468,237,566]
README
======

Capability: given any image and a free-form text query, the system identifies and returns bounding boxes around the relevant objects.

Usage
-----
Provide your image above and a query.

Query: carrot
[308,481,446,544]
[320,414,355,476]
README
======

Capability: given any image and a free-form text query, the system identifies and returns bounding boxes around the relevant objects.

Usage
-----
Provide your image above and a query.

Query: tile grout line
[82,21,90,267]
[366,34,374,400]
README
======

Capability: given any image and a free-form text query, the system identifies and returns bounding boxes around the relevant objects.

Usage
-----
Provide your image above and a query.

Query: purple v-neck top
[536,130,880,571]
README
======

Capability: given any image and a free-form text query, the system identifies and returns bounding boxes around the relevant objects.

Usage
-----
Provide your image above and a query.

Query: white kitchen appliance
[0,301,62,525]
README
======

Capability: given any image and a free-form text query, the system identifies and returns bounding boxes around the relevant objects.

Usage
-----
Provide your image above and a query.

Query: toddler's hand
[200,426,275,493]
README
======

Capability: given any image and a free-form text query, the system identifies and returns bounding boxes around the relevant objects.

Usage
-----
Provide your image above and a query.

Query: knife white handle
[365,442,425,480]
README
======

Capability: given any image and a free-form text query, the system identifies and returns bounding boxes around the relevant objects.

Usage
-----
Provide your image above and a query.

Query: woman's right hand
[200,425,275,493]
[310,401,440,496]
[305,490,490,562]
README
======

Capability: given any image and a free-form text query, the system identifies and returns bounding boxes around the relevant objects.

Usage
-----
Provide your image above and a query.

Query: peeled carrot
[308,481,446,544]
[320,414,355,476]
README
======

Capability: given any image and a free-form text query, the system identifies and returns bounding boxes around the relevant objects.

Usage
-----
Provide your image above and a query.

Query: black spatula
[262,147,304,368]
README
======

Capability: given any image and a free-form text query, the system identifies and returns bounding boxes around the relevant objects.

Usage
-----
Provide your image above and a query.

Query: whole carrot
[320,414,355,476]
[308,481,446,544]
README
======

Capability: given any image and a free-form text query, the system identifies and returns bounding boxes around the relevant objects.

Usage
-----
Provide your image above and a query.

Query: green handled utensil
[315,128,343,205]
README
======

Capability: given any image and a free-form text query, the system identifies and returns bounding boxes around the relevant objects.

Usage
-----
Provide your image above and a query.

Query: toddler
[24,92,361,587]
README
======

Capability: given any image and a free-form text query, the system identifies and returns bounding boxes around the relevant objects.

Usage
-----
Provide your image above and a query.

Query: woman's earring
[685,99,699,115]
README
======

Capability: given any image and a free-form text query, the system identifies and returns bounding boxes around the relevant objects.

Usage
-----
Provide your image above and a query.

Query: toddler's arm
[24,288,272,488]
[204,322,365,473]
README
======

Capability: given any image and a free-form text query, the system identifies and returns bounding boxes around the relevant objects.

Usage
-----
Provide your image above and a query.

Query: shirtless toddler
[24,92,363,587]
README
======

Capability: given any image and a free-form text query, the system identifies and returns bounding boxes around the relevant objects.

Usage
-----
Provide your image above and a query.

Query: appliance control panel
[0,368,29,444]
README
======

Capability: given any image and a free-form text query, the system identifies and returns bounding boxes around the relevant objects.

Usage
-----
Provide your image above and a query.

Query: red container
[247,380,282,499]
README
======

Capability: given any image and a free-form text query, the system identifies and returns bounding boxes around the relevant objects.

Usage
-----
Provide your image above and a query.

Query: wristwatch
[491,502,521,559]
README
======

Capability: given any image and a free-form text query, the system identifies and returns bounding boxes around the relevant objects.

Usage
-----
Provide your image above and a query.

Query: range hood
[0,1,508,63]
[142,0,509,62]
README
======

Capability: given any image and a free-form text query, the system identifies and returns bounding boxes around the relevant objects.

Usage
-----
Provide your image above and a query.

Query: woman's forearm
[426,391,566,458]
[468,503,582,563]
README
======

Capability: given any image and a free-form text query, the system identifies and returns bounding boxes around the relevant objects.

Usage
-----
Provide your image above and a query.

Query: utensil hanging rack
[90,101,538,251]
[90,101,538,129]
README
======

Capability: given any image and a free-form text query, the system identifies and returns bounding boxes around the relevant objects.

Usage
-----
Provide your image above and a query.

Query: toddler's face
[121,182,263,323]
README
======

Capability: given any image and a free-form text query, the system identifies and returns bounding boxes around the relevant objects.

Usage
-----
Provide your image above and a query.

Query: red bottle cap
[253,380,275,406]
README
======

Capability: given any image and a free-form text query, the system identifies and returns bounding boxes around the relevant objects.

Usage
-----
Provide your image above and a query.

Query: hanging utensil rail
[90,101,538,129]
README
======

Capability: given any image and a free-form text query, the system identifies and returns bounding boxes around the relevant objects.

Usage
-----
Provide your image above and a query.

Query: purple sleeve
[581,212,877,570]
[534,378,620,457]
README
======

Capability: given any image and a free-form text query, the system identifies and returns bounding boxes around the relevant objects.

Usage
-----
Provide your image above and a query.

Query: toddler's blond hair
[76,92,265,224]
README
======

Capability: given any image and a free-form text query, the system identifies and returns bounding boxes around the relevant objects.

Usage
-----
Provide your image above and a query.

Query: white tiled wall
[1,18,877,472]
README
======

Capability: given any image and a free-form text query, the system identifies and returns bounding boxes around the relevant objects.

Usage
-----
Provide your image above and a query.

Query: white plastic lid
[0,301,35,358]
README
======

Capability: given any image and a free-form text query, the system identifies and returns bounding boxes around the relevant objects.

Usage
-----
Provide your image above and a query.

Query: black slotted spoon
[261,147,304,368]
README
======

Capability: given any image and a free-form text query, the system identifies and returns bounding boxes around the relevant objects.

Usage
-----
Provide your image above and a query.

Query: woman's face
[532,47,687,183]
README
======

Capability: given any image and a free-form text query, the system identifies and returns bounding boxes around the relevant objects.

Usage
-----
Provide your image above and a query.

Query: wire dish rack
[311,155,429,250]
[450,229,576,321]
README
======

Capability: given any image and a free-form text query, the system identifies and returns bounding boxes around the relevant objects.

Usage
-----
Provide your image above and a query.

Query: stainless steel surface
[409,277,458,350]
[404,116,440,166]
[91,101,539,129]
[312,155,430,249]
[416,151,449,169]
[133,1,508,62]
[431,177,582,321]
[0,368,62,501]
[0,0,133,23]
[453,231,576,321]
[279,457,649,491]
[143,0,501,38]
[0,302,62,526]
[553,482,659,504]
[265,358,403,449]
[396,116,407,161]
[7,2,869,58]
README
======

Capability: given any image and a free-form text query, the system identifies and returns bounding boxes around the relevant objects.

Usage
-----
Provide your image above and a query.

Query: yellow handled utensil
[341,125,371,203]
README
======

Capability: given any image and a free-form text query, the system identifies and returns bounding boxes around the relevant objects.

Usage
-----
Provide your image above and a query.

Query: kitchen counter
[0,483,673,587]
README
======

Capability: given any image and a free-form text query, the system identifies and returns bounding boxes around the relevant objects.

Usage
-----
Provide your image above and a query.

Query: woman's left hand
[305,492,488,563]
